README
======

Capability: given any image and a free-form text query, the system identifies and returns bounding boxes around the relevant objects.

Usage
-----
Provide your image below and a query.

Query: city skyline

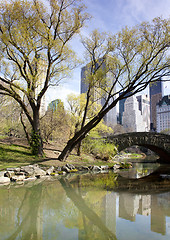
[46,0,170,107]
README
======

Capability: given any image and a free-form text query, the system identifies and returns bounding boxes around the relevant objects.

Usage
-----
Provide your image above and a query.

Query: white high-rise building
[137,94,150,131]
[122,95,150,132]
[35,57,47,117]
[81,60,118,128]
[156,95,170,132]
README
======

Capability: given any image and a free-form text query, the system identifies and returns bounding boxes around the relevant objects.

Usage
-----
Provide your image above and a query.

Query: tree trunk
[30,109,43,156]
[58,130,87,161]
[77,141,81,156]
[20,110,30,144]
[58,116,100,161]
[58,99,118,161]
[76,89,91,156]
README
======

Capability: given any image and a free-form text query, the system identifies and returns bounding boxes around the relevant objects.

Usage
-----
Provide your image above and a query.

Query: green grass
[0,143,41,170]
[0,135,6,139]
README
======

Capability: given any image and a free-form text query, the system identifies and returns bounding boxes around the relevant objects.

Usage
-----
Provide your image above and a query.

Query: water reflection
[119,162,159,179]
[0,165,170,240]
[60,178,117,240]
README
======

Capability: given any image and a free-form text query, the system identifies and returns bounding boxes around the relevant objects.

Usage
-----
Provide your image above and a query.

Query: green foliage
[0,96,26,137]
[0,0,89,156]
[82,135,117,161]
[81,121,115,160]
[41,100,69,142]
[119,161,132,169]
[67,93,102,137]
[80,172,118,190]
[30,131,42,155]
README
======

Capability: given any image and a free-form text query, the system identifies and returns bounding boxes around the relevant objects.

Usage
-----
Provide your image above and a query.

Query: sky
[46,0,170,107]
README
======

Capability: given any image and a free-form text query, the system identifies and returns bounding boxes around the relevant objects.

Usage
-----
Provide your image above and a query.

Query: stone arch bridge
[106,132,170,163]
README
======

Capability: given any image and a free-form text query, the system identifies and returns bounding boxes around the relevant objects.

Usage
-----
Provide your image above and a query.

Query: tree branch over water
[60,178,117,240]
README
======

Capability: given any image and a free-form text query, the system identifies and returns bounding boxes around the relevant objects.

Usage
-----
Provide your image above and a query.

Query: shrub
[82,136,117,160]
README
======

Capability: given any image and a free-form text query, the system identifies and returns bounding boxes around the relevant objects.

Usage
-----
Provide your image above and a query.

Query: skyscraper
[80,61,118,127]
[156,95,170,132]
[34,57,47,117]
[136,95,150,132]
[149,79,163,131]
[122,95,149,132]
[118,92,132,125]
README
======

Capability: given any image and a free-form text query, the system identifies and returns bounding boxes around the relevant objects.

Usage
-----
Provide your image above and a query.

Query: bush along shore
[0,162,132,185]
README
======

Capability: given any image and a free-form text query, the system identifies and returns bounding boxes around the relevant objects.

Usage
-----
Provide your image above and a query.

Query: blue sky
[46,0,170,106]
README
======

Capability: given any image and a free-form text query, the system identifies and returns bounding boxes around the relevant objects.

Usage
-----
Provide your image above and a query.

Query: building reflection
[119,193,141,221]
[103,192,117,234]
[100,190,170,236]
[1,180,170,239]
[117,192,170,235]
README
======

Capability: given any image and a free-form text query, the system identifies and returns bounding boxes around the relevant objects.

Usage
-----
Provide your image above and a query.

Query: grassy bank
[0,143,39,170]
[0,137,145,171]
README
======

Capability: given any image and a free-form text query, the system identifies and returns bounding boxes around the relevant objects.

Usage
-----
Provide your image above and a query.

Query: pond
[1,162,170,240]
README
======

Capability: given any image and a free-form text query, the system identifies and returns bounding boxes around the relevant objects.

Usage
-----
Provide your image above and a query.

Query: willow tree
[0,0,89,155]
[58,17,170,161]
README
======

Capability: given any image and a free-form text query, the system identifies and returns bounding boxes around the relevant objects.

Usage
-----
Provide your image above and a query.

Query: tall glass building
[80,60,118,127]
[118,92,132,125]
[149,79,163,131]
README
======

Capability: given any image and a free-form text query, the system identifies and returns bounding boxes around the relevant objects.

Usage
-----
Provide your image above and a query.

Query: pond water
[1,162,170,240]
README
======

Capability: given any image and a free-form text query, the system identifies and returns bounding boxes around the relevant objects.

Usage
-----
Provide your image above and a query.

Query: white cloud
[124,0,170,23]
[85,0,170,33]
[46,0,170,102]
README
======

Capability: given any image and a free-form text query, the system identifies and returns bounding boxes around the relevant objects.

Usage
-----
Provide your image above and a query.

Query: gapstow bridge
[106,132,170,163]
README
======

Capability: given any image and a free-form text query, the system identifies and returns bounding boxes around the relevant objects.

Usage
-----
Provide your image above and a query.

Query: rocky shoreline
[0,162,132,185]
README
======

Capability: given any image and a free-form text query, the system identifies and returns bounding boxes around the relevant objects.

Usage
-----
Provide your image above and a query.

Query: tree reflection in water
[60,178,117,240]
[1,165,170,240]
[5,184,43,240]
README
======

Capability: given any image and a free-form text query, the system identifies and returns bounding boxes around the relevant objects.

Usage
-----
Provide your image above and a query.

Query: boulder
[14,168,21,172]
[91,165,101,172]
[20,165,34,176]
[0,171,5,177]
[6,167,15,171]
[46,166,55,175]
[100,165,109,171]
[66,163,75,170]
[58,171,67,175]
[57,167,62,172]
[0,176,10,184]
[11,175,25,182]
[61,166,70,173]
[114,164,121,170]
[15,172,25,176]
[4,171,15,178]
[33,166,46,178]
[80,166,89,171]
[24,176,37,182]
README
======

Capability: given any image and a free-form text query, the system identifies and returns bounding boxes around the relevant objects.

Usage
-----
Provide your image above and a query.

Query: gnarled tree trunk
[30,108,43,156]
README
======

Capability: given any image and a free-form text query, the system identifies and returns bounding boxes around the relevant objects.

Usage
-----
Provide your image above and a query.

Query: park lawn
[0,143,40,170]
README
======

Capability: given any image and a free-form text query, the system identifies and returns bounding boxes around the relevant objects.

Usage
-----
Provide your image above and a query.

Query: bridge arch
[107,132,170,163]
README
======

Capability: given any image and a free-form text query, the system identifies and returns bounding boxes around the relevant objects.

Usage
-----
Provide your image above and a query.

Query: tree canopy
[0,0,89,155]
[0,1,169,160]
[58,17,170,161]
